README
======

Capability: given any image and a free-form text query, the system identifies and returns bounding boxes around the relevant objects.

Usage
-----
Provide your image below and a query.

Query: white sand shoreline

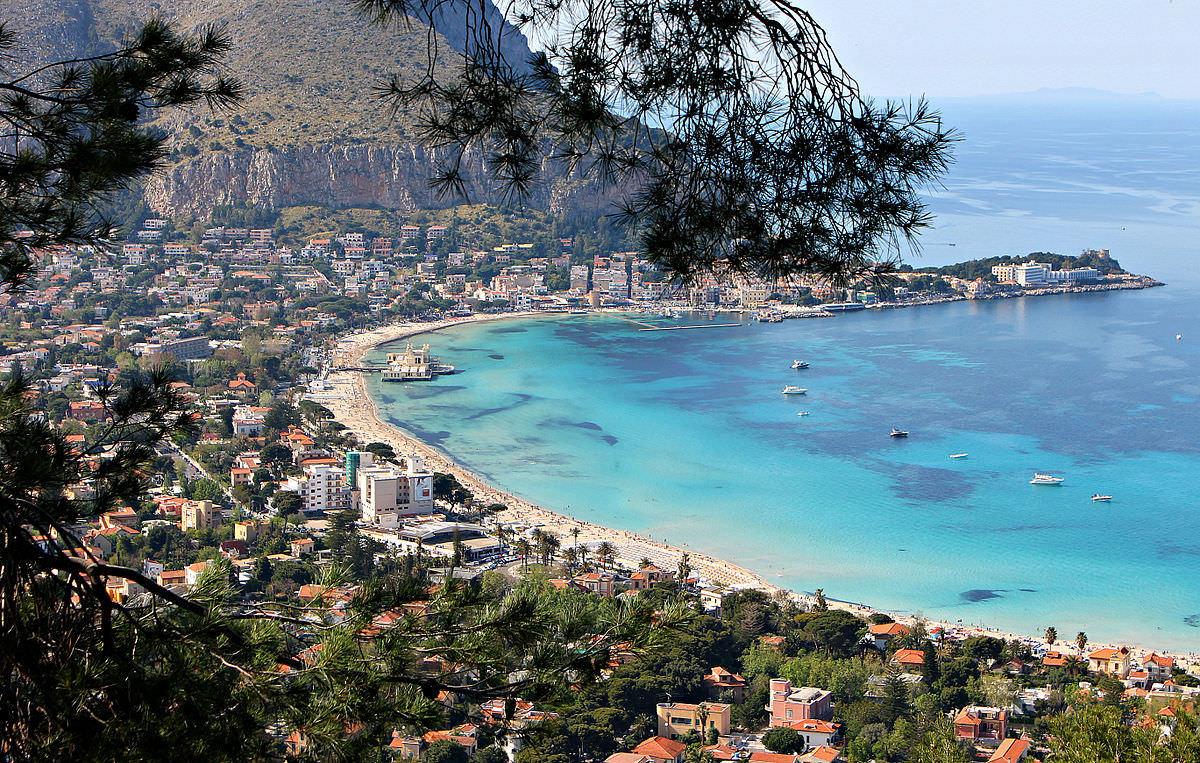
[315,313,1200,669]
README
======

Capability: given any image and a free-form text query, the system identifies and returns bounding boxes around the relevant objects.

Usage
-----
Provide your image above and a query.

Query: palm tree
[1044,626,1057,650]
[676,552,691,583]
[640,557,653,570]
[596,541,614,571]
[1076,631,1088,656]
[570,526,581,553]
[533,530,560,566]
[513,538,531,570]
[495,526,510,558]
[1063,655,1083,678]
[563,546,579,573]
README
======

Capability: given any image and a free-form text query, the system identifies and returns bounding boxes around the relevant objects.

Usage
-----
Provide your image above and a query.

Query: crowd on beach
[314,315,1200,673]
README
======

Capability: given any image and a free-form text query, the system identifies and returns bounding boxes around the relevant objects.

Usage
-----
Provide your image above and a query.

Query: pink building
[768,679,832,726]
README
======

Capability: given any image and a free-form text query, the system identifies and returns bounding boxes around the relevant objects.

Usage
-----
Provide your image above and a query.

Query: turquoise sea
[366,96,1200,651]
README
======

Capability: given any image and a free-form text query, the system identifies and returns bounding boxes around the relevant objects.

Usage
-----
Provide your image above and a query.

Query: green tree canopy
[761,726,802,753]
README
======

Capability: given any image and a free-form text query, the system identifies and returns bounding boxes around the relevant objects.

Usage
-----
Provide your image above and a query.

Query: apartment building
[356,457,434,527]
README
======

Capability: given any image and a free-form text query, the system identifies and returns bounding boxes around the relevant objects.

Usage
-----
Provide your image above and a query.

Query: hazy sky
[799,0,1200,99]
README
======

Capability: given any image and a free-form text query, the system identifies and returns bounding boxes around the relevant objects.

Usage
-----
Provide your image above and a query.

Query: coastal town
[8,209,1196,761]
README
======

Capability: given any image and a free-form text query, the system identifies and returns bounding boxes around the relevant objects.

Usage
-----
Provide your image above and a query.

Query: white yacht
[1091,494,1113,502]
[791,360,809,369]
[1030,473,1065,485]
[781,385,807,395]
[949,453,968,459]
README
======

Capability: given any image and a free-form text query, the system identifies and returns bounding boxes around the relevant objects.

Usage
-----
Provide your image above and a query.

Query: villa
[953,706,1009,745]
[656,701,731,739]
[768,679,832,725]
[1087,647,1132,678]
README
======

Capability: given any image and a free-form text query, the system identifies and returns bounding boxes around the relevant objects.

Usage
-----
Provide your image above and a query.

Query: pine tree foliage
[359,0,956,286]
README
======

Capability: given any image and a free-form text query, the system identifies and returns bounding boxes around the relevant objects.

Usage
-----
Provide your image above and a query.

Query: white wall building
[1014,262,1049,286]
[281,461,352,514]
[357,457,434,527]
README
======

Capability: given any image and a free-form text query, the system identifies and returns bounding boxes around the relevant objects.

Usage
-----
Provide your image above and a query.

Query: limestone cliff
[4,0,609,220]
[143,143,612,218]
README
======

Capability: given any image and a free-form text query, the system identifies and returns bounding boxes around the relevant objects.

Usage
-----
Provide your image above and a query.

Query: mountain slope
[3,0,603,218]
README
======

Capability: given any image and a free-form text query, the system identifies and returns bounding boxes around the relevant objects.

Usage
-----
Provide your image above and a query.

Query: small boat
[890,428,909,438]
[796,411,811,417]
[949,453,968,459]
[781,385,807,395]
[791,360,809,369]
[1030,473,1065,485]
[1178,333,1183,341]
[1091,494,1113,502]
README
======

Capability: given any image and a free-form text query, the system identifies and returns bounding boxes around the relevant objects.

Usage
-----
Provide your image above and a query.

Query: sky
[798,0,1200,99]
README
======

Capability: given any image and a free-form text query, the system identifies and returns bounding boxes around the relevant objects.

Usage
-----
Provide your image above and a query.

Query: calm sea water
[367,97,1200,650]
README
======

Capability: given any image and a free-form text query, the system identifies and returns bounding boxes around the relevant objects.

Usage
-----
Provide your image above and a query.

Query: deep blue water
[367,97,1200,650]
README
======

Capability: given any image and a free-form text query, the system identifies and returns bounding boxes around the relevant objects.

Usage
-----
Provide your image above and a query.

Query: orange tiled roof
[868,622,910,637]
[893,648,925,665]
[633,736,686,759]
[787,719,839,734]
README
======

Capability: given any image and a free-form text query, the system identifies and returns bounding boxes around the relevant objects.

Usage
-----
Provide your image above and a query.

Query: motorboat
[791,360,809,369]
[796,411,811,417]
[890,428,909,438]
[1091,494,1113,502]
[1030,473,1065,485]
[949,453,968,459]
[781,386,807,394]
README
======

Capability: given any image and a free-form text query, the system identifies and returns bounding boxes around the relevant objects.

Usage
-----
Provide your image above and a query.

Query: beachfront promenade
[315,314,1200,671]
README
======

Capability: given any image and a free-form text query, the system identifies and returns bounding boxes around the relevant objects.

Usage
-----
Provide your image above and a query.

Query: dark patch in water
[898,548,908,552]
[601,435,619,446]
[491,326,527,334]
[488,354,505,360]
[404,385,466,398]
[447,346,490,352]
[885,464,974,503]
[979,524,1058,534]
[393,422,451,446]
[572,421,602,430]
[1019,588,1037,593]
[1156,542,1200,559]
[960,589,1005,603]
[1184,614,1200,628]
[467,407,509,420]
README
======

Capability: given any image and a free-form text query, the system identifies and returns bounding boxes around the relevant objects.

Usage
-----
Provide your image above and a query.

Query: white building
[1014,262,1049,286]
[1048,266,1100,283]
[280,460,352,514]
[232,406,267,436]
[356,457,434,527]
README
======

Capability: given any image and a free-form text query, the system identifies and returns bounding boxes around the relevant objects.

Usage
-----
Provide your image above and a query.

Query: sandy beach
[313,314,1200,670]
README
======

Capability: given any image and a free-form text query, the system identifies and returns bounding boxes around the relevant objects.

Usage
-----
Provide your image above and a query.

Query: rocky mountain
[3,0,605,219]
